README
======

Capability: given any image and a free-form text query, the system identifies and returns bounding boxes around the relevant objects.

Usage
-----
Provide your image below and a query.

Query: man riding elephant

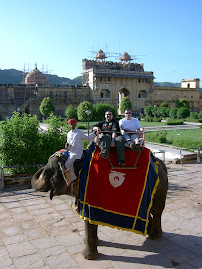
[62,118,97,185]
[92,110,126,166]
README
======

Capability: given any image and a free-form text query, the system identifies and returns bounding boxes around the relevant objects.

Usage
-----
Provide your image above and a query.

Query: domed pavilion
[25,65,47,86]
[120,52,132,62]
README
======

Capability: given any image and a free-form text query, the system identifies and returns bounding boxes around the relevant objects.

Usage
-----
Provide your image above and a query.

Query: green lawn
[146,128,202,149]
[165,128,202,141]
[140,121,167,127]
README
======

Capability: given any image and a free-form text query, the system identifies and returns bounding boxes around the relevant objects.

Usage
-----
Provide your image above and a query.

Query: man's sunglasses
[125,112,131,114]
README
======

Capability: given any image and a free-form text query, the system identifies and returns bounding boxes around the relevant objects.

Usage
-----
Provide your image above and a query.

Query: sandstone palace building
[0,50,201,119]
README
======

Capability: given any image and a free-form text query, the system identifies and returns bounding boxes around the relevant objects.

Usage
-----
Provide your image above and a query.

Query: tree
[175,99,190,110]
[77,101,94,122]
[93,103,117,121]
[119,97,132,113]
[40,97,55,117]
[65,104,77,120]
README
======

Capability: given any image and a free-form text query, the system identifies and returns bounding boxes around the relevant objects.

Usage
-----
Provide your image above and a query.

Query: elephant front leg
[148,213,162,240]
[82,220,99,260]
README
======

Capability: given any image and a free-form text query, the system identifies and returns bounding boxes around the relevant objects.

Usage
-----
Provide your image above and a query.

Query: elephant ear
[49,168,71,200]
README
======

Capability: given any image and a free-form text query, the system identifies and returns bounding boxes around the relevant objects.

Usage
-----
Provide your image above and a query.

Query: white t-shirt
[67,129,95,159]
[119,117,141,134]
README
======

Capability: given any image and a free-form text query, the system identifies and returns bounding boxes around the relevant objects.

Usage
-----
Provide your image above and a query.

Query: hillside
[154,82,181,87]
[0,68,180,87]
[0,69,25,85]
[0,69,82,86]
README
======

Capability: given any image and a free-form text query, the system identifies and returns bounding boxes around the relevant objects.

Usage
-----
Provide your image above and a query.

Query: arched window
[138,90,148,99]
[100,89,111,98]
[119,88,129,98]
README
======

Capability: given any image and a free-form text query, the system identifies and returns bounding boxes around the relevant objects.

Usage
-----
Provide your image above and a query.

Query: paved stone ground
[0,162,201,269]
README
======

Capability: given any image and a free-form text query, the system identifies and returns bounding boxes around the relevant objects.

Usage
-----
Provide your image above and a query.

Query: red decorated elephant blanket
[76,142,159,235]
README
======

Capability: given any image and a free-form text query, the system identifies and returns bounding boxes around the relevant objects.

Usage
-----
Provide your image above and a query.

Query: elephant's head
[31,156,72,199]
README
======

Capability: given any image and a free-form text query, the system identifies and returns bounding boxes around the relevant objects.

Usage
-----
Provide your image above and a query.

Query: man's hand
[110,139,116,147]
[65,142,69,149]
[124,128,136,134]
[92,127,101,134]
[136,127,144,136]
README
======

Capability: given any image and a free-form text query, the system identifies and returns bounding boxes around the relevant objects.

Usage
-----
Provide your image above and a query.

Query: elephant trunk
[31,167,51,192]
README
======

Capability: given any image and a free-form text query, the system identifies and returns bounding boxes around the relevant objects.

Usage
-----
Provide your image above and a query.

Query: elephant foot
[82,247,99,260]
[148,230,162,240]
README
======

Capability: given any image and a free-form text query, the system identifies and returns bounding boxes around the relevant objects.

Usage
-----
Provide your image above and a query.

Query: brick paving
[0,162,201,269]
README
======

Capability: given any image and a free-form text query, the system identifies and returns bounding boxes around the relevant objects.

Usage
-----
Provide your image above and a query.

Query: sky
[0,0,202,84]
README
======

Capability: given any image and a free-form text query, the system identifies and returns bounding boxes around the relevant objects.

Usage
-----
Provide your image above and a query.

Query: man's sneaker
[135,144,141,151]
[130,143,141,151]
[100,152,109,159]
[118,160,126,166]
[127,139,132,147]
[125,141,131,148]
[130,143,136,150]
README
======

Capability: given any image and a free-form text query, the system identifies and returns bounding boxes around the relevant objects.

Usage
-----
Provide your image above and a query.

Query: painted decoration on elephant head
[109,170,126,188]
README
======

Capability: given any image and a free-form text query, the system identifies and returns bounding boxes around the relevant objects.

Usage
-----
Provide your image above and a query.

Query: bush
[144,106,154,117]
[160,101,169,107]
[152,106,159,117]
[0,112,41,173]
[199,111,202,119]
[38,128,66,165]
[0,112,67,174]
[145,131,167,143]
[76,124,86,129]
[190,112,199,119]
[177,107,190,119]
[185,117,201,123]
[167,119,184,125]
[144,116,153,122]
[153,117,161,122]
[45,114,68,133]
[150,106,170,118]
[157,107,169,118]
[169,108,177,119]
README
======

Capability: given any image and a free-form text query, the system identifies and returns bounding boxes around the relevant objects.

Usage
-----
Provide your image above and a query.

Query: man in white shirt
[63,118,97,185]
[119,109,144,150]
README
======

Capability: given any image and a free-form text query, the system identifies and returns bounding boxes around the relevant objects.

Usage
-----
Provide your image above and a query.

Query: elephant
[32,148,168,260]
